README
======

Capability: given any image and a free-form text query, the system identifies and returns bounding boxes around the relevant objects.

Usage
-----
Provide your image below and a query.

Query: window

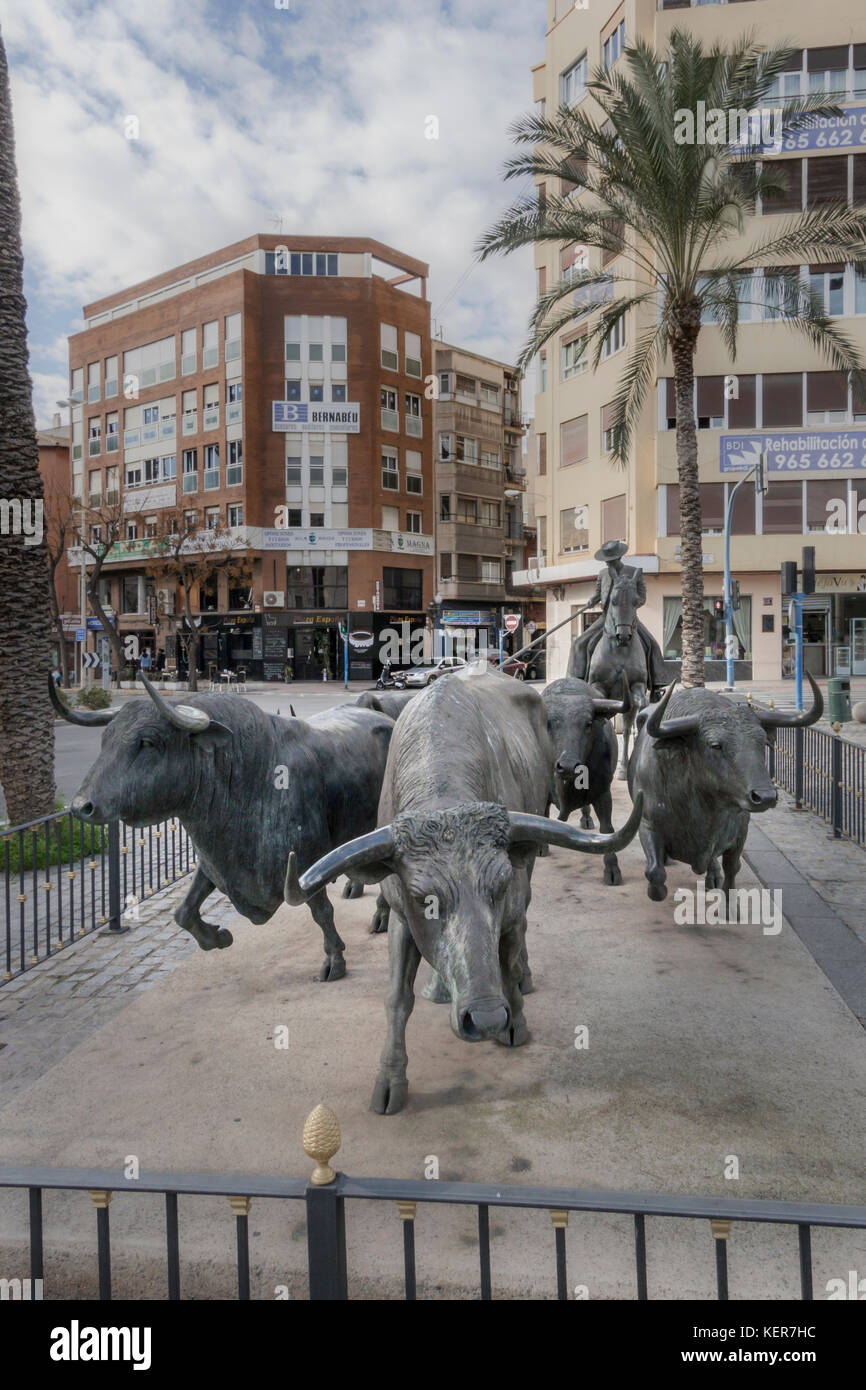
[383,567,422,609]
[538,266,547,297]
[762,159,803,214]
[143,516,158,539]
[224,312,241,362]
[405,331,422,378]
[381,387,398,430]
[286,380,302,402]
[806,370,848,424]
[478,500,500,528]
[538,433,547,475]
[601,316,626,358]
[310,512,325,528]
[480,381,499,406]
[602,494,626,544]
[227,440,243,485]
[806,479,840,532]
[125,521,138,542]
[202,321,219,369]
[87,362,100,403]
[440,495,451,521]
[310,384,324,402]
[729,374,757,429]
[125,461,141,487]
[181,329,196,375]
[562,334,588,380]
[122,576,141,613]
[286,509,302,527]
[405,393,422,436]
[696,377,726,429]
[762,480,803,534]
[807,44,848,97]
[561,53,588,107]
[308,318,324,362]
[330,316,347,362]
[381,323,398,371]
[560,414,589,467]
[123,335,176,386]
[807,156,848,207]
[382,506,400,532]
[481,558,502,584]
[601,402,619,452]
[382,451,399,490]
[226,382,242,404]
[439,372,450,398]
[286,564,347,608]
[455,374,476,399]
[439,432,451,461]
[182,450,197,495]
[457,554,478,581]
[405,450,422,494]
[105,412,119,452]
[143,457,160,484]
[762,266,800,321]
[539,354,547,393]
[309,455,324,486]
[440,552,452,579]
[332,384,347,402]
[203,444,220,488]
[183,510,197,530]
[286,455,302,486]
[457,496,477,524]
[455,435,478,462]
[205,507,220,531]
[104,356,118,397]
[603,18,625,70]
[87,469,101,504]
[762,373,803,427]
[561,505,589,554]
[285,315,301,362]
[87,418,101,457]
[810,263,845,316]
[161,454,176,480]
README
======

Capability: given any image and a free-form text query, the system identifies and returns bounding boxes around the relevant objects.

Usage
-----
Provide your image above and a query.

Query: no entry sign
[504,614,521,633]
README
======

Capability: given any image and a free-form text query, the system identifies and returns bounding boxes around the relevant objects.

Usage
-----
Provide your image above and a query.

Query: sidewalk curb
[744,823,866,1030]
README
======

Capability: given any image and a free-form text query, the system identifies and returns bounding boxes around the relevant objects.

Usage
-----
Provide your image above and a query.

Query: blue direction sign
[75,628,85,642]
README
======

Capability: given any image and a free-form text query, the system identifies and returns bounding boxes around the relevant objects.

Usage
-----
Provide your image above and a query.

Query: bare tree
[43,477,76,687]
[73,492,128,676]
[144,512,250,691]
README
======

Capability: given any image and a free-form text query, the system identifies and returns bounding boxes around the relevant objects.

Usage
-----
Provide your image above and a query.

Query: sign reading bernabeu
[272,401,360,433]
[720,430,866,473]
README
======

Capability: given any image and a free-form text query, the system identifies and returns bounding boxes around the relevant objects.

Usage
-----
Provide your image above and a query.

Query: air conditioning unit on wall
[263,591,285,608]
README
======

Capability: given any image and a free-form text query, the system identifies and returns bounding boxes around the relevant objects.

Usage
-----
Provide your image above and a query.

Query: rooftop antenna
[271,215,285,234]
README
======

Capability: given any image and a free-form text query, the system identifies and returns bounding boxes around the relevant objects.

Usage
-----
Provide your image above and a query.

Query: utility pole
[723,452,767,691]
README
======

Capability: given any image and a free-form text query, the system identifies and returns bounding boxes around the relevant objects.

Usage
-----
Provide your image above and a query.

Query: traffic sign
[504,613,521,633]
[82,651,101,669]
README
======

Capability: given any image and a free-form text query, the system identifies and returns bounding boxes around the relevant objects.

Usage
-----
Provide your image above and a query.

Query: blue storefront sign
[86,617,103,630]
[720,431,866,475]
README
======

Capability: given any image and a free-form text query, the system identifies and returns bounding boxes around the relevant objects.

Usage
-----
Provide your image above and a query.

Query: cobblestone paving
[0,881,239,1106]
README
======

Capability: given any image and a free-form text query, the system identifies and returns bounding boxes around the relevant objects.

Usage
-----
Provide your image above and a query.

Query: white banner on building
[123,484,177,513]
[272,402,360,433]
[261,527,373,551]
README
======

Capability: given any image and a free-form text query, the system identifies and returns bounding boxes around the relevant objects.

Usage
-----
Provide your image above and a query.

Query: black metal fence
[758,717,866,849]
[1,812,196,984]
[1,1157,864,1300]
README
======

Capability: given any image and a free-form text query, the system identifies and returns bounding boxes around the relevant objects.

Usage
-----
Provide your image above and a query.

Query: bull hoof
[604,865,623,886]
[215,927,233,949]
[495,1017,529,1048]
[705,866,723,891]
[342,879,364,900]
[647,882,667,902]
[580,811,594,830]
[371,1075,408,1115]
[369,906,389,934]
[318,955,346,982]
[421,970,451,1003]
[518,970,535,995]
[195,925,233,951]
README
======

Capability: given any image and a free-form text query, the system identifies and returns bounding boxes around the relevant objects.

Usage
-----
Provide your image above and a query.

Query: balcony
[181,354,196,375]
[182,474,198,494]
[226,401,243,426]
[504,466,527,489]
[87,438,101,457]
[405,416,422,438]
[203,469,220,490]
[124,428,141,448]
[202,406,219,431]
[202,346,219,369]
[226,466,243,486]
[182,413,198,436]
[106,434,119,453]
[381,409,399,432]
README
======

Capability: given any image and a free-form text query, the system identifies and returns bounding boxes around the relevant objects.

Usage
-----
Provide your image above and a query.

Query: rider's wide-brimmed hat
[594,539,628,563]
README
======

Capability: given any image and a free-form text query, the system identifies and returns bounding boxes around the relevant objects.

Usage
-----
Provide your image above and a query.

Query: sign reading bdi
[273,402,360,433]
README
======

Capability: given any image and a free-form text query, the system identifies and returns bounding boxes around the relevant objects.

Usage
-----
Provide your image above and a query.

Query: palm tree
[479,28,866,687]
[0,30,56,823]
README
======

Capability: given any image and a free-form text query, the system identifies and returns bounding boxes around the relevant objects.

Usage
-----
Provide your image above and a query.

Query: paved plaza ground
[0,769,863,1298]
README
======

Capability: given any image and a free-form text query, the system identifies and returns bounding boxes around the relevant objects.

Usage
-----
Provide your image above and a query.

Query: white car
[404,656,468,688]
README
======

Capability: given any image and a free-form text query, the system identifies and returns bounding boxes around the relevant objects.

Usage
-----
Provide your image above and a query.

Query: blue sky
[5,0,544,425]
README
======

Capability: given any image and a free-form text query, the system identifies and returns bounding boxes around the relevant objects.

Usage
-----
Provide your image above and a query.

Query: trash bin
[827,676,852,723]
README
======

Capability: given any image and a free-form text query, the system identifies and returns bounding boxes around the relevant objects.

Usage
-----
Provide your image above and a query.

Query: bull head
[645,673,823,740]
[285,792,644,904]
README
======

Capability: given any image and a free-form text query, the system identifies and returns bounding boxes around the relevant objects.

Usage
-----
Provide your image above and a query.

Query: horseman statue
[568,540,668,777]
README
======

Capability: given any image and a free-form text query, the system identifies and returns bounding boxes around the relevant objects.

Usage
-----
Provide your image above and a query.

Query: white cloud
[5,0,544,425]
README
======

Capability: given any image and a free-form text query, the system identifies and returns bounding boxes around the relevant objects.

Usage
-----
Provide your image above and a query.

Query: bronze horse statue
[587,570,649,778]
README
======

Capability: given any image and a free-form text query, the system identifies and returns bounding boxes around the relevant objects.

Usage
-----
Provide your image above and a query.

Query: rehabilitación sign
[720,431,866,475]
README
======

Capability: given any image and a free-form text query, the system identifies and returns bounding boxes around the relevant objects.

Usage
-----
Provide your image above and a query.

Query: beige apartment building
[516,0,866,683]
[433,344,544,658]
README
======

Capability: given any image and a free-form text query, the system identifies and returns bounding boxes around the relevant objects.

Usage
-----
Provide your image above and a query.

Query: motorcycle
[376,662,408,690]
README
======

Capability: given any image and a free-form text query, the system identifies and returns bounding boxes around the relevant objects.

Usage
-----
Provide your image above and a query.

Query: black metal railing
[1,1151,864,1300]
[1,812,197,984]
[756,714,866,849]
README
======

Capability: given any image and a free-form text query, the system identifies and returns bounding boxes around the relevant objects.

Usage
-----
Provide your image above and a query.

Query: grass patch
[1,803,105,875]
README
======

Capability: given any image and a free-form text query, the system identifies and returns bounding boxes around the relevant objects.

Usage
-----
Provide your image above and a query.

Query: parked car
[488,653,529,680]
[404,656,468,688]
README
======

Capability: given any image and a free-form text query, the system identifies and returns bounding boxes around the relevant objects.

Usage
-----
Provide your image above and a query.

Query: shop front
[438,606,498,661]
[809,573,866,677]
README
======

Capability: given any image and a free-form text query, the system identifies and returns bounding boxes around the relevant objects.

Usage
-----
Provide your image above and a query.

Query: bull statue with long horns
[49,675,394,980]
[627,674,823,902]
[285,668,642,1114]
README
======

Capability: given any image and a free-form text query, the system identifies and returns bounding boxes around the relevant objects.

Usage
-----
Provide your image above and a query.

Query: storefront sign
[440,608,495,627]
[348,630,375,649]
[720,432,866,474]
[815,573,866,593]
[390,531,434,557]
[262,527,372,551]
[272,402,360,433]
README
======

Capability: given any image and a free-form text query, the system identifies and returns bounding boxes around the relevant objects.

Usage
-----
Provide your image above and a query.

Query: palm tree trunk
[671,303,705,688]
[0,31,56,823]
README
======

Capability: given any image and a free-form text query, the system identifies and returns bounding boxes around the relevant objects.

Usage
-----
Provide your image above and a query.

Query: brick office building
[66,234,434,682]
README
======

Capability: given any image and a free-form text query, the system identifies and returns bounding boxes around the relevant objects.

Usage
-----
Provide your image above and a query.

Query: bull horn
[592,672,631,717]
[644,680,700,740]
[508,791,643,854]
[755,670,823,729]
[138,674,215,734]
[290,705,296,718]
[285,825,396,904]
[47,672,121,726]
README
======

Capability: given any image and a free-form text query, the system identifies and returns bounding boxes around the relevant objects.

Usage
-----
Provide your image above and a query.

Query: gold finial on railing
[549,1209,569,1230]
[303,1103,341,1185]
[710,1219,731,1240]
